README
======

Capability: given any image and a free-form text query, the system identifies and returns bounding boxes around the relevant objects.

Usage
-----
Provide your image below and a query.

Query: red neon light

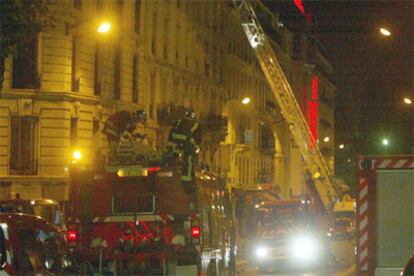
[308,77,319,148]
[148,166,160,172]
[294,0,305,14]
[293,0,312,22]
[191,226,201,238]
[67,230,77,241]
[312,77,319,100]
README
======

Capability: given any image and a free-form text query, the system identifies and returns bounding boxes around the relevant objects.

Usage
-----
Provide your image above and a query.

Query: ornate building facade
[0,0,334,202]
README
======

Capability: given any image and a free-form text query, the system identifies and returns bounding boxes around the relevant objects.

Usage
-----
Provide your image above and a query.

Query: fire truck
[67,117,235,275]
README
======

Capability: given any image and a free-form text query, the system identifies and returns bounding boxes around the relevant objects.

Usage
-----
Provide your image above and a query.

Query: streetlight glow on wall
[339,144,344,149]
[379,28,391,36]
[404,97,412,105]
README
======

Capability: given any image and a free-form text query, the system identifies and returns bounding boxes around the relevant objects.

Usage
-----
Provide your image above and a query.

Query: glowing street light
[97,22,111,33]
[404,97,412,105]
[382,138,389,155]
[379,28,391,37]
[72,150,82,164]
[338,144,345,149]
[241,97,251,105]
[66,19,112,35]
[323,136,330,143]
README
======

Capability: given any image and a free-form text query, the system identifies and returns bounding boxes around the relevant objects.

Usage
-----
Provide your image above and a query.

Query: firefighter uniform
[166,111,201,192]
[103,111,136,154]
[103,110,148,161]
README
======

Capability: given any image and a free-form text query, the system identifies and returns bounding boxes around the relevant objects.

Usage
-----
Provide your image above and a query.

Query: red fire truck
[68,162,235,275]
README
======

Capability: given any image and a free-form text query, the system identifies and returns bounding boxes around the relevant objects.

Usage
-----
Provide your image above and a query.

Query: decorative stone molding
[94,104,103,121]
[17,98,33,116]
[72,101,81,118]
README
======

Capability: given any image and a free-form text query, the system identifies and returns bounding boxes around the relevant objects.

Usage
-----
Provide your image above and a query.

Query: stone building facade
[0,0,334,202]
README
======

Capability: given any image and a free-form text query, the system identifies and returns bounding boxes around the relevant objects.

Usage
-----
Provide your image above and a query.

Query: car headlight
[255,247,268,258]
[290,235,319,261]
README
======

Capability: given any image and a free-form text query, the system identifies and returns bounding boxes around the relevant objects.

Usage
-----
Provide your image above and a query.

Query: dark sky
[307,0,414,154]
[270,0,414,154]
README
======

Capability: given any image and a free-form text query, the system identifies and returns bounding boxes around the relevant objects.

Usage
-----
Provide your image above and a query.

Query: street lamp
[404,97,412,105]
[71,150,82,164]
[241,97,251,105]
[97,22,111,33]
[379,27,391,37]
[382,138,389,154]
[66,19,112,35]
[338,144,345,149]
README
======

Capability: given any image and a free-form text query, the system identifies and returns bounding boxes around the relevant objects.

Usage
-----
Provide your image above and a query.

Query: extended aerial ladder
[231,0,337,214]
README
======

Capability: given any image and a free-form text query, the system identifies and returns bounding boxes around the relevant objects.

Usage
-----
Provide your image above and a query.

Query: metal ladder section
[231,0,337,212]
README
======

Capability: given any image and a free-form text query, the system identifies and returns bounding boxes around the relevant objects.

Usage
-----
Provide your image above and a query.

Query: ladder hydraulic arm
[231,0,337,213]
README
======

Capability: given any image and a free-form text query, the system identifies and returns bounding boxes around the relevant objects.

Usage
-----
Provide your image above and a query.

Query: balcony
[200,113,228,143]
[10,159,38,175]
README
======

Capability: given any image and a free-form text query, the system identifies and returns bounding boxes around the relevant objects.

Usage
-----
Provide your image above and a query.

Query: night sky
[265,0,413,191]
[307,0,414,155]
[268,0,413,155]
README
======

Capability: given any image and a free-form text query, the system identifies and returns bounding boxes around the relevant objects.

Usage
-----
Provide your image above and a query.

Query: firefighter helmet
[133,110,147,124]
[184,110,197,120]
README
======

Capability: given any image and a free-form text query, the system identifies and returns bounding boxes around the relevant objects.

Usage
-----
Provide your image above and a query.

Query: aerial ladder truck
[231,0,337,218]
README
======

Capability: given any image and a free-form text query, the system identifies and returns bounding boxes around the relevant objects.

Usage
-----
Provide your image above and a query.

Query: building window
[175,24,181,63]
[70,118,78,147]
[151,13,157,56]
[163,18,169,60]
[114,46,121,99]
[94,43,101,96]
[134,0,141,33]
[10,117,38,175]
[71,35,80,92]
[12,37,38,89]
[149,72,156,119]
[132,55,139,103]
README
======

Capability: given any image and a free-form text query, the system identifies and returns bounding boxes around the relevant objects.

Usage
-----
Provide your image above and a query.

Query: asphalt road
[236,238,355,276]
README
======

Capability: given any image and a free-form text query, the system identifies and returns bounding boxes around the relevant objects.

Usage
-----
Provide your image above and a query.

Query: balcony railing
[201,113,228,143]
[10,159,38,175]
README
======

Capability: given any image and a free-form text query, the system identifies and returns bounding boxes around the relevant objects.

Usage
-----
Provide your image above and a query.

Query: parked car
[0,198,66,233]
[0,213,74,274]
[401,254,414,276]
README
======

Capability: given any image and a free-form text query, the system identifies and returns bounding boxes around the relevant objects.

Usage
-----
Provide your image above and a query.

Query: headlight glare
[290,235,318,261]
[255,247,268,258]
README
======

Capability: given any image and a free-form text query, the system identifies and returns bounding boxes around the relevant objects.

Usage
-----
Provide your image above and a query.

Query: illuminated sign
[293,0,312,22]
[308,77,319,148]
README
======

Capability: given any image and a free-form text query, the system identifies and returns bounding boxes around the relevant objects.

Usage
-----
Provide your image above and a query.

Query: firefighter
[165,110,201,193]
[103,109,147,156]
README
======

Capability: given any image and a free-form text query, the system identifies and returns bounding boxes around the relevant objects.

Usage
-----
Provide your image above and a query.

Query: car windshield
[258,204,310,228]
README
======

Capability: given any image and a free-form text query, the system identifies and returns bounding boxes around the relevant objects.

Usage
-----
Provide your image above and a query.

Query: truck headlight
[255,247,268,258]
[290,235,318,261]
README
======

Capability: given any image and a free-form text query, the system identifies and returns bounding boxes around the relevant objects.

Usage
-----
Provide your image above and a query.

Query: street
[236,238,355,276]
